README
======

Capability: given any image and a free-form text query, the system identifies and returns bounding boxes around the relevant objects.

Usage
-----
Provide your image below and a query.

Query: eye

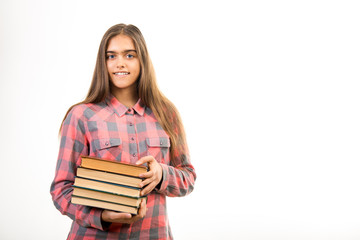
[126,54,134,59]
[106,54,116,59]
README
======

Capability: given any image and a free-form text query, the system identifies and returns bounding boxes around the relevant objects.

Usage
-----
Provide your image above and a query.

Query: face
[106,34,141,94]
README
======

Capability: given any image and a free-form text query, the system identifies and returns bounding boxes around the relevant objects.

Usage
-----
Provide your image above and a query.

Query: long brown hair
[61,23,187,163]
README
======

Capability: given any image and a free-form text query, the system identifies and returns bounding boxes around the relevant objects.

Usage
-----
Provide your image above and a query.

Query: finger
[135,156,154,166]
[116,212,132,219]
[130,199,147,222]
[139,162,161,178]
[139,170,154,179]
[140,176,154,188]
[104,210,132,222]
[117,212,141,224]
[138,199,147,217]
[141,182,156,196]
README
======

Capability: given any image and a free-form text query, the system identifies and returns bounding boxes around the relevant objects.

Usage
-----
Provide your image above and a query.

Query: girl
[50,23,196,240]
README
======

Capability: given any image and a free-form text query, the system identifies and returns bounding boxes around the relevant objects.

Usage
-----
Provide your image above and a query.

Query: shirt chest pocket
[146,137,170,164]
[91,137,123,161]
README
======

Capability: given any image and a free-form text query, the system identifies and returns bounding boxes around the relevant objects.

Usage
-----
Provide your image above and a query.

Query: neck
[111,86,139,108]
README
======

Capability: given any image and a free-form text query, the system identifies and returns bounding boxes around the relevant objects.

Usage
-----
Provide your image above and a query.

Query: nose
[116,57,125,69]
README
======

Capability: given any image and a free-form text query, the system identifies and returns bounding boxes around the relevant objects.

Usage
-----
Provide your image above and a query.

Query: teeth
[115,72,129,75]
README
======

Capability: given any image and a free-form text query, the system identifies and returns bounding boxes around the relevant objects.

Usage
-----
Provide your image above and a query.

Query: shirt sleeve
[157,141,196,197]
[50,106,105,230]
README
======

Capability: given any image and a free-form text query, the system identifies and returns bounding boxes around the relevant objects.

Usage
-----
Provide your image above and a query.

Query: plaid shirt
[50,95,196,240]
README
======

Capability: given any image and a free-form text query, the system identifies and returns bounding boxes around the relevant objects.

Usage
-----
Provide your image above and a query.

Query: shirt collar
[105,94,146,117]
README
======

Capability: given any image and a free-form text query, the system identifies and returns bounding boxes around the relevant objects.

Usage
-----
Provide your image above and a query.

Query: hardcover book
[77,167,142,188]
[71,196,139,215]
[74,177,141,198]
[80,156,148,177]
[71,156,147,214]
[72,186,142,207]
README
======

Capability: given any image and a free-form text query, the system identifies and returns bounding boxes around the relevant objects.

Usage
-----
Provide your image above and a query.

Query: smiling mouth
[114,72,130,75]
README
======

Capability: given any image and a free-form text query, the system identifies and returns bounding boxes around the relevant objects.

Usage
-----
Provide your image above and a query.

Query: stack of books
[71,156,148,215]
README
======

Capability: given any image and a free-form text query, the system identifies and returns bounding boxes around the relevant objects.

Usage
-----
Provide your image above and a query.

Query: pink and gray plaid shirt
[50,94,196,240]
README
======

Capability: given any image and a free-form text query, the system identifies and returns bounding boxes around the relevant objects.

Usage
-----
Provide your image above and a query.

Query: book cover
[80,156,148,177]
[72,186,142,207]
[74,177,141,197]
[77,167,142,188]
[71,195,138,215]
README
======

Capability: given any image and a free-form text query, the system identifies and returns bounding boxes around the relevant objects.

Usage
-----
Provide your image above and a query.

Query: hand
[101,198,147,224]
[136,156,163,196]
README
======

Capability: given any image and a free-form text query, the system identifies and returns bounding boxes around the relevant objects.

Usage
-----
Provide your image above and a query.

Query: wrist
[100,210,111,230]
[155,166,163,190]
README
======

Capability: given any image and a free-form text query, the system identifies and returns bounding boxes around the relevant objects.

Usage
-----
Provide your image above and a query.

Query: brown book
[72,186,142,207]
[77,167,142,188]
[80,156,147,177]
[74,177,141,198]
[71,196,138,215]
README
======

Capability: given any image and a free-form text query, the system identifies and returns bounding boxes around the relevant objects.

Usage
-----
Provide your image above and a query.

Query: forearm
[156,155,196,197]
[50,166,104,230]
[50,106,104,230]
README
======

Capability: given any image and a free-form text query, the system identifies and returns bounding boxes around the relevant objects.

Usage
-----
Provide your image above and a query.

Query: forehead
[107,34,136,51]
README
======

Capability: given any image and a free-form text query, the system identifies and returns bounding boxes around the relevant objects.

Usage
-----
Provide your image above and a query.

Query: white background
[1,0,360,239]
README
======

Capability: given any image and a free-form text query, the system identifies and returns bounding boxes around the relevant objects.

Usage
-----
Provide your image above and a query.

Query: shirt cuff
[156,163,169,194]
[91,208,106,231]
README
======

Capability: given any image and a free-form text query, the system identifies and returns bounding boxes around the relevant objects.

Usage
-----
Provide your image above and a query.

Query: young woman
[50,23,196,240]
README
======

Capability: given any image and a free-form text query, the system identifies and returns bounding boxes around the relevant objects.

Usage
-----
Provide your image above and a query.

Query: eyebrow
[106,49,137,54]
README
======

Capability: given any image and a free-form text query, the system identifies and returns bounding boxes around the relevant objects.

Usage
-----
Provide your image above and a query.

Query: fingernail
[139,174,144,178]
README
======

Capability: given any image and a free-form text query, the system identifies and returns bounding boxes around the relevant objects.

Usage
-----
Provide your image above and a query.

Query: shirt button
[105,142,109,146]
[131,137,135,141]
[132,153,136,157]
[129,123,133,126]
[128,109,131,112]
[160,141,163,145]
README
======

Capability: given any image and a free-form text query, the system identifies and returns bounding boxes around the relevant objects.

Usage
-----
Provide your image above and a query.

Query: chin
[111,81,137,90]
